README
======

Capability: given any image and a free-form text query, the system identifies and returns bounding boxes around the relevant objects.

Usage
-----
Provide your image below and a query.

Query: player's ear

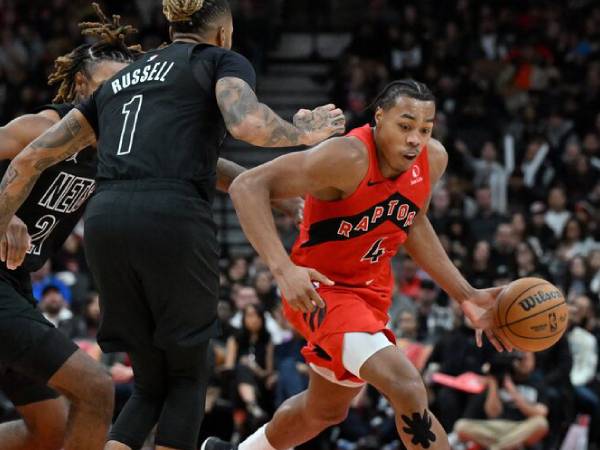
[74,72,88,98]
[374,106,384,127]
[218,26,226,48]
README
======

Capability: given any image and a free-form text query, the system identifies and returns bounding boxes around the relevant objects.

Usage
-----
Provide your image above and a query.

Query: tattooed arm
[0,110,95,233]
[215,77,345,147]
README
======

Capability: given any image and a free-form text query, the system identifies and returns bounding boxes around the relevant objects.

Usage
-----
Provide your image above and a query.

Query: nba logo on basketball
[549,312,558,332]
[410,165,423,185]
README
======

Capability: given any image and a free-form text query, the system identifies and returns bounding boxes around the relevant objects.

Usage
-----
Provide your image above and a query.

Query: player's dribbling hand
[274,263,333,313]
[0,215,31,270]
[460,287,514,353]
[294,104,346,146]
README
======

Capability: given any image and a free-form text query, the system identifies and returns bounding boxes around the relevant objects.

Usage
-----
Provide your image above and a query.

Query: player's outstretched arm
[403,139,511,352]
[0,109,95,235]
[229,137,366,311]
[216,77,345,147]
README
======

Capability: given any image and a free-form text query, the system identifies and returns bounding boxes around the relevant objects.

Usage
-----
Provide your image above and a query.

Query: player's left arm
[403,139,511,352]
[403,140,474,301]
[0,109,96,234]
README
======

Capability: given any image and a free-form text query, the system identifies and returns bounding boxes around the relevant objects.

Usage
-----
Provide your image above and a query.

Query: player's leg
[126,187,221,449]
[105,347,167,450]
[203,367,362,450]
[153,342,211,450]
[46,348,114,449]
[0,382,67,450]
[260,368,362,449]
[0,279,113,450]
[359,342,449,450]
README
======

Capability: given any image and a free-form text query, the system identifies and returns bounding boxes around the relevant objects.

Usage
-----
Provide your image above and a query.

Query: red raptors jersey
[291,124,431,297]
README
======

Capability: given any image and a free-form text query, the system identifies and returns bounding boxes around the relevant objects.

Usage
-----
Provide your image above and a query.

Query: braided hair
[48,3,139,103]
[370,79,436,111]
[162,0,231,34]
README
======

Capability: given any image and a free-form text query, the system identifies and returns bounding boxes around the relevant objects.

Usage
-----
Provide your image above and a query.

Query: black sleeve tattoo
[216,77,304,147]
[0,111,94,230]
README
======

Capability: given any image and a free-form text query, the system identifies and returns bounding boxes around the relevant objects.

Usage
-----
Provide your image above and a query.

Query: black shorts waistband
[96,179,203,197]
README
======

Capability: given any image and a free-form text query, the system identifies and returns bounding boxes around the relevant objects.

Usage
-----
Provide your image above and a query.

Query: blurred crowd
[1,0,600,449]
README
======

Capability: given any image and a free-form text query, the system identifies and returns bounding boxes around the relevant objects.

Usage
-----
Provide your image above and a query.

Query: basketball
[494,277,568,352]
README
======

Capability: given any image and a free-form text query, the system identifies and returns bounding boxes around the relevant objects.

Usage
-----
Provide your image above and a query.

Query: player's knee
[78,369,114,414]
[382,377,427,410]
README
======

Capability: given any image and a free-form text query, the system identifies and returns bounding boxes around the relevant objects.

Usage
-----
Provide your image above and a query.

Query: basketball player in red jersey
[203,80,512,450]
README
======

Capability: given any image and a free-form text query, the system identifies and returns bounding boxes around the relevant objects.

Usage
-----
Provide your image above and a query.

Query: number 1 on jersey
[117,95,143,156]
[362,238,386,263]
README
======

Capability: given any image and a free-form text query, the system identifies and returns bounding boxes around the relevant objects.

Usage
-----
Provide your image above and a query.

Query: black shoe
[201,436,236,450]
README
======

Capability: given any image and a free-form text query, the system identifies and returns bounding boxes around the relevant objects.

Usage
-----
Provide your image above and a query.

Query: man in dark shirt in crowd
[455,352,549,450]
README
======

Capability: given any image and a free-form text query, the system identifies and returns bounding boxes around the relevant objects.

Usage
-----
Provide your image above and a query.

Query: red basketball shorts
[283,285,396,384]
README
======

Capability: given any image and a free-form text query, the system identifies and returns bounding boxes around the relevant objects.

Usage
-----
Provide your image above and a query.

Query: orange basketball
[493,277,568,352]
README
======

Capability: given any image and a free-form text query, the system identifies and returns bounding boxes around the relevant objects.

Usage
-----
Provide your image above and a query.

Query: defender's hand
[274,263,333,313]
[272,197,304,226]
[0,216,30,270]
[460,287,514,353]
[294,104,346,146]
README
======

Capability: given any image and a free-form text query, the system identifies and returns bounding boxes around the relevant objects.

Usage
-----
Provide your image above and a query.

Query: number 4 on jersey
[362,238,386,263]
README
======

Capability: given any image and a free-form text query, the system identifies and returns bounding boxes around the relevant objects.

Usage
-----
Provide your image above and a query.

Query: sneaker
[200,437,236,450]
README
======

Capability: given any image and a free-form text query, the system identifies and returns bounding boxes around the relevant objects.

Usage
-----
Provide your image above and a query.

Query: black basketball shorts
[84,179,221,354]
[0,272,78,406]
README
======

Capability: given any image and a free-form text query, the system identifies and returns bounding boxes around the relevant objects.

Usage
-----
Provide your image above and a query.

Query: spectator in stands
[414,279,454,343]
[568,298,600,446]
[455,352,549,450]
[515,241,548,279]
[225,304,274,426]
[468,241,494,289]
[490,222,517,277]
[252,269,277,312]
[563,255,593,300]
[38,284,72,328]
[59,291,100,341]
[534,336,573,448]
[527,201,557,253]
[393,309,432,372]
[427,306,495,432]
[456,139,509,214]
[470,186,505,242]
[545,186,572,239]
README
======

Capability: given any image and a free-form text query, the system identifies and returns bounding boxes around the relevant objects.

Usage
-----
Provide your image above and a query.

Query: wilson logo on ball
[518,290,562,312]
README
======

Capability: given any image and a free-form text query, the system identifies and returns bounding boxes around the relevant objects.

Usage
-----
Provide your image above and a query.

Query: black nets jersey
[76,42,256,203]
[0,103,96,273]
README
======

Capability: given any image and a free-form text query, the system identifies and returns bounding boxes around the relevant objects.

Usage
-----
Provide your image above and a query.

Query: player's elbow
[230,170,271,205]
[229,171,255,204]
[11,148,40,175]
[227,117,262,144]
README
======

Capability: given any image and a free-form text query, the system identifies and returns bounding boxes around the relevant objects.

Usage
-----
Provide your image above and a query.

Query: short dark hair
[42,285,62,298]
[371,79,436,111]
[164,0,231,35]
